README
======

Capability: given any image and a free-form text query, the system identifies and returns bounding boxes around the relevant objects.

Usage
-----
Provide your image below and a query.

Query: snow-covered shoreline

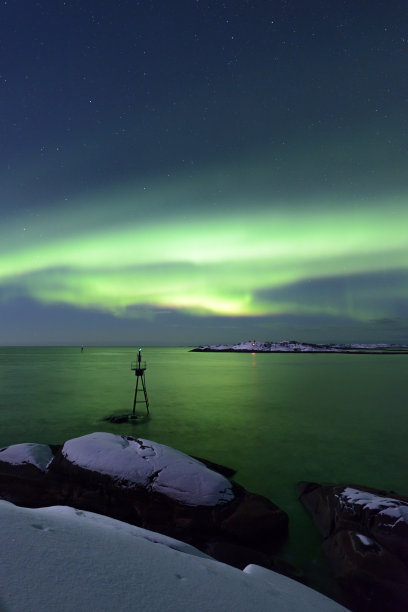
[0,500,348,611]
[6,433,408,609]
[191,340,408,353]
[0,433,350,610]
[0,433,291,585]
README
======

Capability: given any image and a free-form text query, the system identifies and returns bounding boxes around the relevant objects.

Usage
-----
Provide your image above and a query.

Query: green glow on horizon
[1,187,407,322]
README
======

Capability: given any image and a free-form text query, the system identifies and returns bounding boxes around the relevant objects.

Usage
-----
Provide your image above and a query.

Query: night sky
[1,1,407,346]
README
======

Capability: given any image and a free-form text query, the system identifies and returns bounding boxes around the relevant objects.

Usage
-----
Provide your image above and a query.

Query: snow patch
[355,533,376,547]
[62,432,234,506]
[338,487,408,524]
[0,442,53,471]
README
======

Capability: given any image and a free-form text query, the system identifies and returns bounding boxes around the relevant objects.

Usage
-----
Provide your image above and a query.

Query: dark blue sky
[1,1,407,345]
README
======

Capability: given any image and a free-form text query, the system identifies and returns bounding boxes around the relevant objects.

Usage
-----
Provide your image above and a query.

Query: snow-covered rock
[0,433,289,571]
[298,482,408,610]
[0,442,53,471]
[0,442,54,482]
[0,500,348,611]
[61,432,234,506]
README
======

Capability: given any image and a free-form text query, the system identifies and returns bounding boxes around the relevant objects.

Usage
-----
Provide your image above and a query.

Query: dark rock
[0,443,60,507]
[218,489,288,546]
[205,538,275,569]
[323,529,408,612]
[0,458,45,481]
[104,414,132,423]
[298,481,408,611]
[204,538,298,579]
[104,414,149,423]
[191,456,236,478]
[297,481,334,538]
[0,442,54,482]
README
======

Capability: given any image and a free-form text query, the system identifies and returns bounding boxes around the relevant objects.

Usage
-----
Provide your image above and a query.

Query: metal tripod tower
[131,348,149,416]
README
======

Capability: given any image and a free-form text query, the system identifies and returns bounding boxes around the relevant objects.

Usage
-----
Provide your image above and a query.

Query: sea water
[1,346,407,595]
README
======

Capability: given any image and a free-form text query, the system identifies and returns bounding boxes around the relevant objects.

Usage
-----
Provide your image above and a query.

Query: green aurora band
[1,186,407,324]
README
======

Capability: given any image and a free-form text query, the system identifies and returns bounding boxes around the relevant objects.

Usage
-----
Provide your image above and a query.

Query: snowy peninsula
[191,340,408,353]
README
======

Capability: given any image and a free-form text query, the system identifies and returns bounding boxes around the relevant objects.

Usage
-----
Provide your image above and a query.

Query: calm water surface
[1,346,407,596]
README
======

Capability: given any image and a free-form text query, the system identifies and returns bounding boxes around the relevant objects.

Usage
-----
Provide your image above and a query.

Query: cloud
[255,270,408,320]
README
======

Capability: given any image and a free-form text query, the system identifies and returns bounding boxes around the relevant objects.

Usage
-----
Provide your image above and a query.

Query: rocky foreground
[0,432,289,573]
[2,433,408,610]
[191,340,408,353]
[0,432,350,612]
[298,482,408,611]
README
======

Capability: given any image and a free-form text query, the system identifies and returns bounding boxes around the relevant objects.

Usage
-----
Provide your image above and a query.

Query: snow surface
[62,432,234,506]
[338,487,408,524]
[0,501,348,611]
[0,442,53,471]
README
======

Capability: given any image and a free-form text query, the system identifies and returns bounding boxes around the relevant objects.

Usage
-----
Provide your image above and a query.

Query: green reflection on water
[1,346,407,598]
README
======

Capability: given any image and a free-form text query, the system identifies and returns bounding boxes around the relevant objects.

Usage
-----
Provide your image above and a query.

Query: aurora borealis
[1,1,407,345]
